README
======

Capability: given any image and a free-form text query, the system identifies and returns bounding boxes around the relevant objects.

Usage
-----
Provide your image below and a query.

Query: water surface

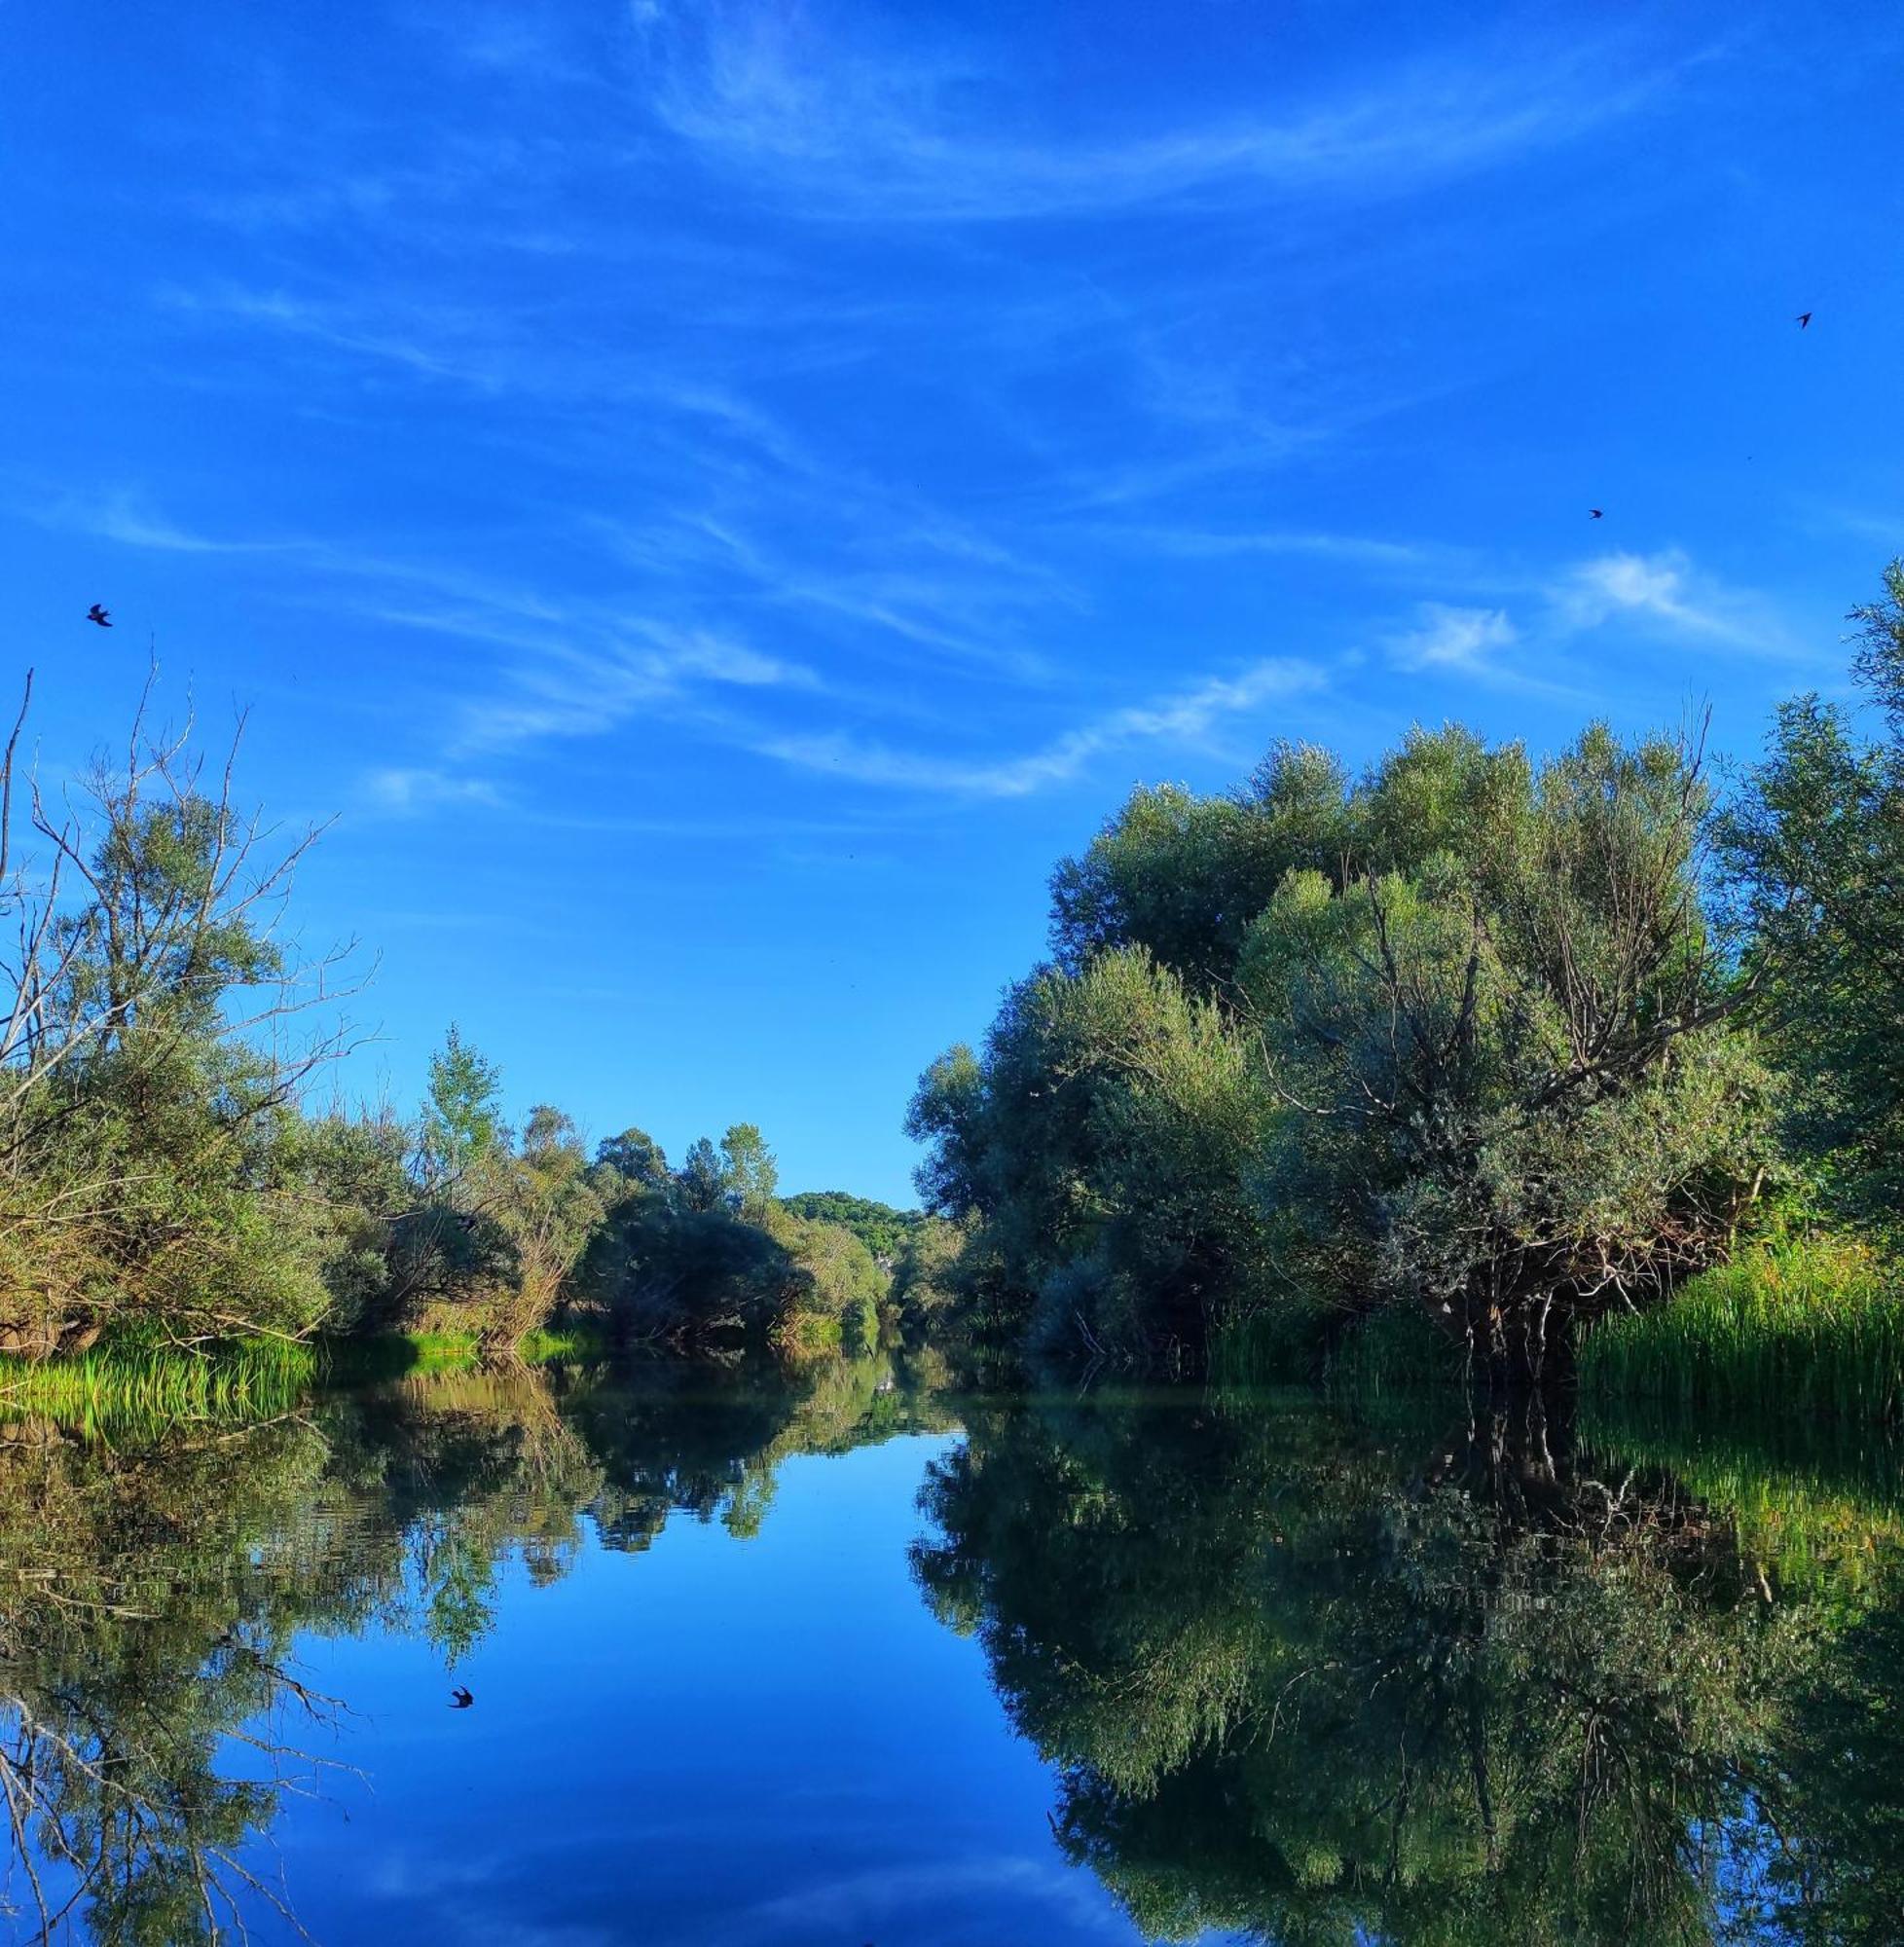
[3,1361,1901,1944]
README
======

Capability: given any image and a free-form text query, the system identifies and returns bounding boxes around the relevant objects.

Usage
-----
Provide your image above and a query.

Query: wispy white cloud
[754,657,1325,796]
[1828,508,1904,551]
[1080,523,1438,570]
[701,1848,1134,1946]
[361,767,507,815]
[1373,549,1819,710]
[1389,604,1518,675]
[39,491,291,556]
[594,511,1067,683]
[633,4,1673,223]
[1556,549,1805,659]
[436,625,824,755]
[165,285,514,387]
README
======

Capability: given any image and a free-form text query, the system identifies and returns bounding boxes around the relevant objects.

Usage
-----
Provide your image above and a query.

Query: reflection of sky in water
[238,1435,1183,1946]
[15,1376,1897,1945]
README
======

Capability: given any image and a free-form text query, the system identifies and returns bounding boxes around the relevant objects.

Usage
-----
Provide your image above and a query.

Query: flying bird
[1796,311,1812,328]
[449,1685,473,1709]
[86,604,112,628]
[1589,509,1603,520]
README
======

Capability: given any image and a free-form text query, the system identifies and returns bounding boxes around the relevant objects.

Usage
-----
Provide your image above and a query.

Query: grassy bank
[0,1322,612,1433]
[323,1325,610,1378]
[1210,1301,1460,1395]
[1581,1236,1904,1421]
[0,1337,317,1432]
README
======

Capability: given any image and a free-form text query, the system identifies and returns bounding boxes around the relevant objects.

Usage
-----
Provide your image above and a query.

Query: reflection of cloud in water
[701,1854,1136,1947]
[365,1843,512,1899]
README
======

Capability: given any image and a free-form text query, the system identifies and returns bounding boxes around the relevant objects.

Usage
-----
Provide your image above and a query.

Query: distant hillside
[778,1192,924,1266]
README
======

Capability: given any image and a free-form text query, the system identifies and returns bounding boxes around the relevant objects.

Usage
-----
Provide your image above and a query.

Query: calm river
[3,1358,1899,1943]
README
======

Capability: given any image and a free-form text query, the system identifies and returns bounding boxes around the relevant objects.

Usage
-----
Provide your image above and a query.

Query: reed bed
[1322,1304,1459,1399]
[323,1325,607,1379]
[1209,1301,1459,1395]
[0,1336,316,1433]
[1580,1235,1904,1421]
[1207,1303,1333,1387]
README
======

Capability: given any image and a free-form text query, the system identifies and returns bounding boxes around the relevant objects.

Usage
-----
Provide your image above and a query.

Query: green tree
[889,1215,969,1342]
[675,1135,728,1214]
[777,1190,922,1265]
[476,1105,605,1350]
[1049,742,1352,993]
[719,1120,780,1219]
[595,1124,669,1194]
[910,718,1772,1371]
[420,1023,503,1189]
[1239,725,1771,1367]
[0,683,361,1351]
[1726,560,1904,1230]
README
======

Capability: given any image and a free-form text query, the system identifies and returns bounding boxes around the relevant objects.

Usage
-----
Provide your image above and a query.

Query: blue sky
[5,1,1901,1203]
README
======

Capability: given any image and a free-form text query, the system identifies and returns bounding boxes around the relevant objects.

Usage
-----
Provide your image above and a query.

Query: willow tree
[0,670,362,1353]
[907,947,1271,1360]
[1244,723,1771,1370]
[910,718,1772,1372]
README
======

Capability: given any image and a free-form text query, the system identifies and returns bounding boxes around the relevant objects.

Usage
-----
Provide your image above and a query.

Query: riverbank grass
[0,1337,316,1429]
[323,1325,610,1378]
[1210,1300,1459,1394]
[1581,1236,1904,1420]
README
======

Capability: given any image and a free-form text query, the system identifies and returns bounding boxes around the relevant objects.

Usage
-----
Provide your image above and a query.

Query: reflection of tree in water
[323,1369,607,1659]
[0,1352,950,1941]
[913,1390,1904,1946]
[0,1412,342,1942]
[568,1351,958,1548]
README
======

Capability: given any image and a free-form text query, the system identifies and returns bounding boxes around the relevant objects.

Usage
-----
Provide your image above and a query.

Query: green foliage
[778,1189,923,1264]
[334,1324,608,1376]
[908,947,1273,1361]
[1581,1233,1904,1420]
[1049,743,1352,990]
[1208,1296,1462,1396]
[0,708,364,1351]
[889,1215,970,1341]
[576,1118,889,1360]
[766,1204,884,1355]
[420,1023,503,1185]
[474,1104,605,1346]
[1726,560,1904,1231]
[912,717,1771,1371]
[0,1337,315,1434]
[675,1134,728,1213]
[384,1041,607,1353]
[718,1121,779,1219]
[595,1123,669,1189]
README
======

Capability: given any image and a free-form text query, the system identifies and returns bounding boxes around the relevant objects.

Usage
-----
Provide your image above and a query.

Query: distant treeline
[903,560,1904,1387]
[0,676,918,1363]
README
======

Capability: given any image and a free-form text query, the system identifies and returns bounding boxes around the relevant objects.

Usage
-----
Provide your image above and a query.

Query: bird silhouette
[449,1685,474,1709]
[1589,509,1603,520]
[86,604,112,628]
[1796,311,1812,328]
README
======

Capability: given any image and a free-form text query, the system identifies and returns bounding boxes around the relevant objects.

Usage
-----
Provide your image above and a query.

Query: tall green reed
[0,1336,315,1437]
[1580,1236,1904,1422]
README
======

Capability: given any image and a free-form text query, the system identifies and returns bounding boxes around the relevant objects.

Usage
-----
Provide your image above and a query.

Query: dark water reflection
[1,1364,1901,1944]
